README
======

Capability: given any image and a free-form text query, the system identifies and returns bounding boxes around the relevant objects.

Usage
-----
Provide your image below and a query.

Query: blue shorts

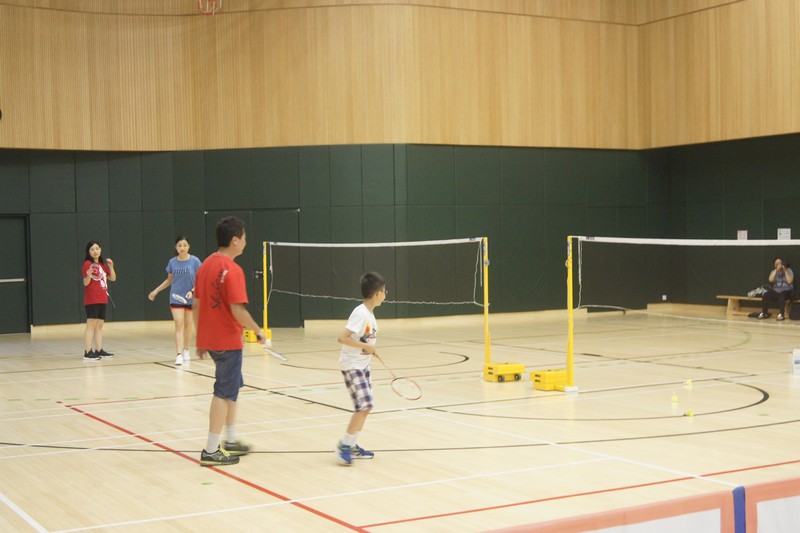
[342,368,373,412]
[209,349,244,401]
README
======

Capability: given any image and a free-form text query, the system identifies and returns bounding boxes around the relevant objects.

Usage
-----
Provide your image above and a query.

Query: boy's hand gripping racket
[373,353,422,400]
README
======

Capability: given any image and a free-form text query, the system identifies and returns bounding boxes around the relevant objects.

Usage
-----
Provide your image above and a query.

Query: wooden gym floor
[1,305,799,532]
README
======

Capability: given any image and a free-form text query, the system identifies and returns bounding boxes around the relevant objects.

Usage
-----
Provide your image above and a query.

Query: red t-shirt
[82,260,110,305]
[194,252,248,350]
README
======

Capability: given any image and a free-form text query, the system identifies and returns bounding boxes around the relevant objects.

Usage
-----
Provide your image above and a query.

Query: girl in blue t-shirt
[148,235,202,365]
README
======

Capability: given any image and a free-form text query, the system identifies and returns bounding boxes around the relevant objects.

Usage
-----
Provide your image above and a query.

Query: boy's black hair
[216,217,246,247]
[84,240,106,264]
[174,235,190,256]
[360,271,386,299]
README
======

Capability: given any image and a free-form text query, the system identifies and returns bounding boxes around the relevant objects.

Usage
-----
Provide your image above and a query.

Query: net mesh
[267,238,484,311]
[574,236,800,312]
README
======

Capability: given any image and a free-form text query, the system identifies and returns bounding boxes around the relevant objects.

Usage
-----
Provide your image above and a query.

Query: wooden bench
[716,294,796,317]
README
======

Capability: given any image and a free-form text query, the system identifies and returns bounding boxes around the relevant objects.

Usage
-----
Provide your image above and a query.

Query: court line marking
[50,457,611,532]
[54,403,365,533]
[422,410,740,489]
[0,489,49,532]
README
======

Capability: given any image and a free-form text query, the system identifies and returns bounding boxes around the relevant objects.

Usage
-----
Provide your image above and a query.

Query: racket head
[391,377,422,400]
[89,264,105,281]
[170,292,188,304]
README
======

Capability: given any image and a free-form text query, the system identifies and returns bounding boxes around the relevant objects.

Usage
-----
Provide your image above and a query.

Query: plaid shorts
[342,368,373,412]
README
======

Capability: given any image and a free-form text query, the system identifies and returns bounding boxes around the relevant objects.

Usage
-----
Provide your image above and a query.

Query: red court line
[362,459,800,529]
[64,403,366,532]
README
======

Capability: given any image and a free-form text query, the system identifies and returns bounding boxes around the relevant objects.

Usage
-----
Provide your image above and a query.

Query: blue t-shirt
[167,255,202,305]
[774,268,794,292]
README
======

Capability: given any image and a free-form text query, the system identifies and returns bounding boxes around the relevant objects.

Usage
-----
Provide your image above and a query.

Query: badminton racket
[264,344,289,361]
[170,292,189,304]
[373,353,422,400]
[89,262,116,308]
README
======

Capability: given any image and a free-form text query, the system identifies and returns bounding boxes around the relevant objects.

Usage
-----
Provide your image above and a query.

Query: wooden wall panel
[640,0,799,148]
[0,3,639,151]
[1,0,640,24]
[1,0,798,151]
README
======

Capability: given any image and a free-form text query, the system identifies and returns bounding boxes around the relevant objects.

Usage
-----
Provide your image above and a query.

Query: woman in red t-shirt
[81,241,117,361]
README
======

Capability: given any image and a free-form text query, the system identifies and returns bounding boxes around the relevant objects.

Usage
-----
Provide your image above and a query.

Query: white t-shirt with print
[339,303,377,370]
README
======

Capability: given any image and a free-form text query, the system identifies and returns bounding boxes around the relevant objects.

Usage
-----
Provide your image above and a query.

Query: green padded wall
[204,150,250,211]
[251,147,299,209]
[142,211,177,321]
[0,150,30,214]
[110,212,145,321]
[30,151,75,213]
[76,152,110,213]
[7,132,800,327]
[30,213,79,325]
[109,155,142,212]
[142,153,174,212]
[172,151,205,210]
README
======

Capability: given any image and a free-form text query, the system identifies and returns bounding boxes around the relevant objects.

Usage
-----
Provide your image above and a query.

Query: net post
[482,237,491,365]
[480,237,525,383]
[557,235,578,392]
[262,241,272,347]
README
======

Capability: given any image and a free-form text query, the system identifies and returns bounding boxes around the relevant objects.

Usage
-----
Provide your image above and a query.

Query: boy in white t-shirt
[335,272,387,465]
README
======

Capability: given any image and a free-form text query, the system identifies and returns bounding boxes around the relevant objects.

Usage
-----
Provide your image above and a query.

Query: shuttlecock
[684,379,693,389]
[685,408,694,417]
[671,392,678,403]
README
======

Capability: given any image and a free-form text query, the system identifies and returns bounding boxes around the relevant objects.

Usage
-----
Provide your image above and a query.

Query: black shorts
[170,304,193,310]
[85,304,107,320]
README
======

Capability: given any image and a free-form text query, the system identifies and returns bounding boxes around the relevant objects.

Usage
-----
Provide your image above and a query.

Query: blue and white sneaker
[336,442,352,465]
[351,444,374,459]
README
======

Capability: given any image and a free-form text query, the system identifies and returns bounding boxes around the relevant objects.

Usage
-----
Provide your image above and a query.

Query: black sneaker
[223,440,251,456]
[83,350,101,361]
[95,349,114,358]
[199,447,239,467]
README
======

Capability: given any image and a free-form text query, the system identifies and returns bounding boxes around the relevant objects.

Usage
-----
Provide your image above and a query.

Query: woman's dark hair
[84,240,105,264]
[174,235,190,256]
[360,271,386,299]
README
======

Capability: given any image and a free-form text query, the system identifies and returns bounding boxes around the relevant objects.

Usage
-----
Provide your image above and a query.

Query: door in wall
[0,217,30,334]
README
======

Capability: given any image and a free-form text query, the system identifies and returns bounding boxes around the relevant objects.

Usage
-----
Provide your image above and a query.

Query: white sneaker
[175,354,183,365]
[182,349,191,362]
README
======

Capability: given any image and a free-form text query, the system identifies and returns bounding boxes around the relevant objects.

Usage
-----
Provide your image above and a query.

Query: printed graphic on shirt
[210,268,228,309]
[90,263,108,290]
[359,324,377,354]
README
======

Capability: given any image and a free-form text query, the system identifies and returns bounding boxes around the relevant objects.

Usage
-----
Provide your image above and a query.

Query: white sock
[342,432,357,446]
[205,433,221,453]
[183,348,190,358]
[225,425,236,443]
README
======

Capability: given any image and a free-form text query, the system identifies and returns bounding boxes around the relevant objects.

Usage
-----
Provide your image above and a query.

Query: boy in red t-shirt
[193,216,265,467]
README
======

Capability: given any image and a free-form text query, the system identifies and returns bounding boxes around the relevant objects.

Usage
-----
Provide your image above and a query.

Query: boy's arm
[231,303,266,343]
[337,327,375,354]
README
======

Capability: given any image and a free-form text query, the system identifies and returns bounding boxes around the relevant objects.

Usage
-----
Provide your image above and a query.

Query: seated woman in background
[758,257,794,321]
